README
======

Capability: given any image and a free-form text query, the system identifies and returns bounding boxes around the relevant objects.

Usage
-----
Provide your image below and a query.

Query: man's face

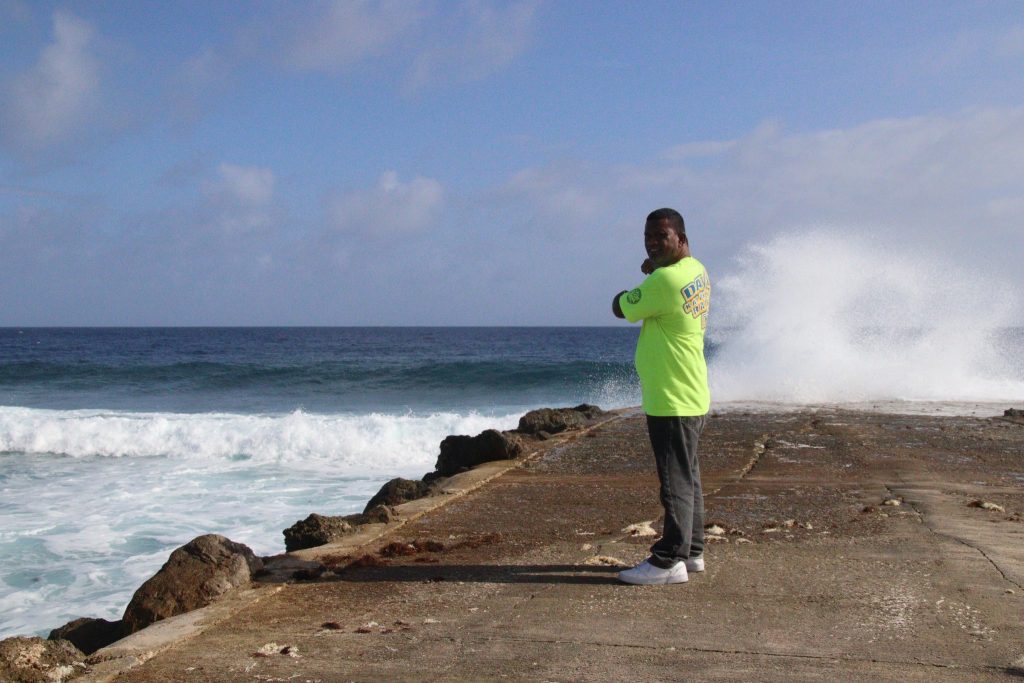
[644,218,685,267]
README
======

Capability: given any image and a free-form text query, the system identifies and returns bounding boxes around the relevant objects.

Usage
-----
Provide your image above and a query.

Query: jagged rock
[363,478,432,513]
[121,534,262,634]
[421,470,445,484]
[435,429,524,477]
[0,636,82,683]
[283,514,356,552]
[516,404,605,435]
[1004,408,1023,417]
[340,505,396,526]
[48,616,125,655]
[358,504,397,524]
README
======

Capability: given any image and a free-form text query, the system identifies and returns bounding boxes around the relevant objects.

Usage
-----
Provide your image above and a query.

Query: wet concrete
[98,408,1024,682]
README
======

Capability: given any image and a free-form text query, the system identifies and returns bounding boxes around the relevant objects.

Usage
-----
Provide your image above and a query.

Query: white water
[0,407,518,469]
[0,408,519,637]
[709,230,1024,403]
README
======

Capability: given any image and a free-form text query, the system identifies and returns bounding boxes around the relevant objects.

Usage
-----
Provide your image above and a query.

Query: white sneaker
[617,559,688,585]
[684,555,704,573]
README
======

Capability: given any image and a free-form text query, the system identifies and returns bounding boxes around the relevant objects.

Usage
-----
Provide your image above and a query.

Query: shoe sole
[617,571,689,585]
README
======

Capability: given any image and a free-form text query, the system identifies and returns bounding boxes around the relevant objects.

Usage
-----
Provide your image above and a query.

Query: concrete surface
[87,408,1024,682]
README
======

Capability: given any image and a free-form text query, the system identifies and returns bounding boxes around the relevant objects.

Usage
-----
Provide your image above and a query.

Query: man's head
[644,207,688,267]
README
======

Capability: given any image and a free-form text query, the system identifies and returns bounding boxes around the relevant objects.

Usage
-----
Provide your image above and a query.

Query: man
[612,207,711,585]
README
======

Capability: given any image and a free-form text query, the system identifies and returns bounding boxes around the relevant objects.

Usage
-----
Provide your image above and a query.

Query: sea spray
[708,230,1024,402]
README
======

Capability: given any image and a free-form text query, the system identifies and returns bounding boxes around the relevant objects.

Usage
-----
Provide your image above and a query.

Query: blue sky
[2,1,1023,325]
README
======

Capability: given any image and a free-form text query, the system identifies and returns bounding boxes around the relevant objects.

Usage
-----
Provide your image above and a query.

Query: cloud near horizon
[328,171,445,237]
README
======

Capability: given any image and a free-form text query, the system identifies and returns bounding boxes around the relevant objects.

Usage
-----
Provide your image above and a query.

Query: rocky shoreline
[0,404,610,682]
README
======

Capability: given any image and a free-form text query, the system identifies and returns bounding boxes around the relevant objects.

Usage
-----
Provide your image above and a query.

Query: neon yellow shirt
[619,257,710,416]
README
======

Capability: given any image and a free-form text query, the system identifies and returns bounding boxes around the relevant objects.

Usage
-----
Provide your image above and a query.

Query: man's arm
[612,291,627,319]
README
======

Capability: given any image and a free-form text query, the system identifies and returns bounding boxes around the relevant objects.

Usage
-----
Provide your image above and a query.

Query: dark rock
[421,470,445,484]
[363,478,432,513]
[571,403,606,419]
[1004,408,1024,417]
[0,636,82,683]
[340,505,397,527]
[283,514,355,552]
[435,429,524,477]
[291,565,325,581]
[121,534,262,634]
[516,404,605,436]
[48,616,125,655]
[358,504,398,524]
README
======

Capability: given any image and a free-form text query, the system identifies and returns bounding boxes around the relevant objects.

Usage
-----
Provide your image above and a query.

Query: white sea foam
[0,408,520,638]
[709,230,1024,403]
[0,407,517,471]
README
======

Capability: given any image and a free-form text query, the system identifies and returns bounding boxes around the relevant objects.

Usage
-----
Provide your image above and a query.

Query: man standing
[613,208,711,585]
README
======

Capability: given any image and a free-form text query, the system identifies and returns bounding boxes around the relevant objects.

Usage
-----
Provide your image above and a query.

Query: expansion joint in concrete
[421,634,1005,673]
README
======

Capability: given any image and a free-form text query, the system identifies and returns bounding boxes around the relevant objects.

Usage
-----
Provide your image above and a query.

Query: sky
[1,0,1023,326]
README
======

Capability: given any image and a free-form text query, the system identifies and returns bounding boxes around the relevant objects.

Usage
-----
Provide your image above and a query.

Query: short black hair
[646,208,685,238]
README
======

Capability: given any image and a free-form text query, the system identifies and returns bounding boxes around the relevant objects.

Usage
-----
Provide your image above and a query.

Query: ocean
[2,324,1022,638]
[0,327,645,638]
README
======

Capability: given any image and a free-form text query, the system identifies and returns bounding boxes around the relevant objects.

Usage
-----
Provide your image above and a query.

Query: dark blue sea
[0,327,649,415]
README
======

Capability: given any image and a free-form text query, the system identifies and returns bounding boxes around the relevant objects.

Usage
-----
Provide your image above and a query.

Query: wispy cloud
[0,10,100,152]
[499,162,612,233]
[274,0,424,73]
[936,24,1024,68]
[328,171,444,236]
[498,107,1024,283]
[170,0,539,122]
[405,0,539,91]
[202,163,277,234]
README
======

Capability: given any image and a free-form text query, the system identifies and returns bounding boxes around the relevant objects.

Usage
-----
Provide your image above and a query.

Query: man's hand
[641,258,655,275]
[612,290,627,319]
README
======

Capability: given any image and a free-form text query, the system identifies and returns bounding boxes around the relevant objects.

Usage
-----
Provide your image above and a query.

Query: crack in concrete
[421,634,1004,672]
[706,432,771,497]
[891,484,1024,592]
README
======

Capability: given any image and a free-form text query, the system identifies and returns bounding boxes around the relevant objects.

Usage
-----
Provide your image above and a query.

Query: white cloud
[406,0,538,90]
[329,171,444,235]
[203,163,277,233]
[500,164,612,232]
[276,0,423,73]
[497,106,1024,301]
[215,163,275,205]
[1,11,99,150]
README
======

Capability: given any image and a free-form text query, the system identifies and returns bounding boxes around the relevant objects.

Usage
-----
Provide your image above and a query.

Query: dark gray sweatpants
[646,414,707,568]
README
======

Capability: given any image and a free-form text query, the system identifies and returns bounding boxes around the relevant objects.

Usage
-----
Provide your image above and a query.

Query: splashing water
[709,230,1024,403]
